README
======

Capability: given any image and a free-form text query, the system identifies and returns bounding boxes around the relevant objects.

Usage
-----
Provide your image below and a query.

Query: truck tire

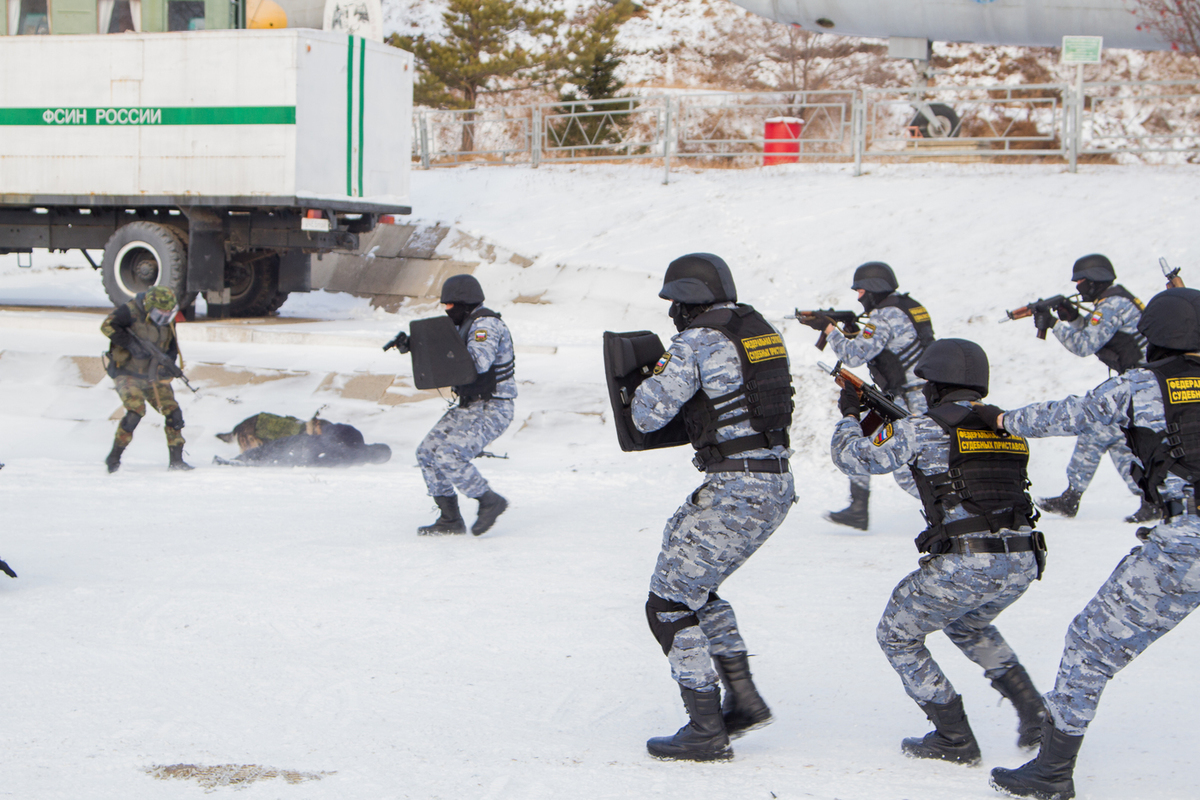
[101,221,188,307]
[909,103,960,138]
[226,253,287,317]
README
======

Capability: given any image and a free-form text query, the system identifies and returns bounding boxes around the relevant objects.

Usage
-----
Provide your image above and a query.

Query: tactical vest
[1094,285,1146,374]
[681,304,795,468]
[867,293,935,394]
[108,296,176,378]
[453,307,515,402]
[1124,355,1200,506]
[910,402,1036,554]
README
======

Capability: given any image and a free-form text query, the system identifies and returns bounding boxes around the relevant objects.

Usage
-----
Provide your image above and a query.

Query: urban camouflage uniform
[827,307,929,497]
[416,313,516,498]
[101,298,185,449]
[634,303,795,690]
[1052,294,1145,496]
[1005,368,1200,735]
[831,404,1038,704]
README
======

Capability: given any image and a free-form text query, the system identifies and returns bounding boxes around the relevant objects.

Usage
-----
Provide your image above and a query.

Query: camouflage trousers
[649,471,795,689]
[113,376,184,448]
[1065,421,1140,496]
[416,398,513,498]
[850,386,927,496]
[1045,515,1200,735]
[877,547,1038,704]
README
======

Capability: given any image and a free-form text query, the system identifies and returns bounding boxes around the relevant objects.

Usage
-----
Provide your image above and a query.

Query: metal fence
[412,79,1200,181]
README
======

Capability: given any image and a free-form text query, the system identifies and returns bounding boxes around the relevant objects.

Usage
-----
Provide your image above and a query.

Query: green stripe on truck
[0,107,297,126]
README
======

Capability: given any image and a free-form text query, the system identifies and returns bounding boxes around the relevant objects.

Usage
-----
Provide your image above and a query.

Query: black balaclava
[670,301,709,332]
[922,382,983,409]
[446,302,478,326]
[1146,343,1188,363]
[1077,279,1113,303]
[859,290,892,314]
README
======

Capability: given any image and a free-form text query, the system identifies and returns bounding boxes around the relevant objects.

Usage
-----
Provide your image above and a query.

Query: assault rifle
[1000,294,1084,340]
[791,308,861,351]
[818,360,908,436]
[130,332,198,393]
[1161,257,1185,289]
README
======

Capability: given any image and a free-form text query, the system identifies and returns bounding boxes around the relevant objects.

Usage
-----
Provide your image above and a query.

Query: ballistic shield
[410,315,478,390]
[603,330,690,452]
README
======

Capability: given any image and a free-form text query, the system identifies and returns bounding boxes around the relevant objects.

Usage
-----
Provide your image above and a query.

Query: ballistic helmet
[659,253,737,304]
[1071,254,1116,283]
[1138,287,1200,351]
[144,286,177,311]
[440,274,485,305]
[851,262,898,294]
[914,338,990,396]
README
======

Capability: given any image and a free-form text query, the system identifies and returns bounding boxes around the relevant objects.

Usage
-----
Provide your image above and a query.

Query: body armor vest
[910,402,1036,553]
[453,307,515,402]
[867,293,935,394]
[682,304,795,468]
[1124,355,1200,506]
[1094,285,1146,374]
[108,296,177,379]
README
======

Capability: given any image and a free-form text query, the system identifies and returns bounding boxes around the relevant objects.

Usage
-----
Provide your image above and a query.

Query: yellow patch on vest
[1165,376,1200,404]
[956,428,1030,454]
[741,333,787,364]
[474,330,488,342]
[909,306,930,323]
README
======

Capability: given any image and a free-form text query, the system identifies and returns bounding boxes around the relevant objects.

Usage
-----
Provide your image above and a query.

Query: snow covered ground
[1,161,1199,799]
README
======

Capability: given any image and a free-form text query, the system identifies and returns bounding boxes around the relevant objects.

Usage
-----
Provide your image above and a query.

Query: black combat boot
[1039,488,1081,518]
[418,496,467,535]
[714,653,772,737]
[471,490,508,535]
[168,445,194,471]
[1124,498,1161,524]
[827,483,869,531]
[901,695,982,765]
[990,720,1084,800]
[646,685,733,762]
[105,442,126,474]
[990,664,1047,749]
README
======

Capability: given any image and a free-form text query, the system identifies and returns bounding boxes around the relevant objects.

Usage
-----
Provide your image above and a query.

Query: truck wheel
[909,103,960,138]
[101,221,188,307]
[226,253,285,317]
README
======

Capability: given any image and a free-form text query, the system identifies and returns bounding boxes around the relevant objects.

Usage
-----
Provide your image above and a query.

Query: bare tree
[1131,0,1200,58]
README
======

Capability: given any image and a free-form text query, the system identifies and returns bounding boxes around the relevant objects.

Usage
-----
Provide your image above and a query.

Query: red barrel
[763,117,804,165]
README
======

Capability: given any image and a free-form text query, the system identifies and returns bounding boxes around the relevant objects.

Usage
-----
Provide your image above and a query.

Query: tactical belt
[939,508,1035,537]
[946,532,1044,556]
[706,458,790,474]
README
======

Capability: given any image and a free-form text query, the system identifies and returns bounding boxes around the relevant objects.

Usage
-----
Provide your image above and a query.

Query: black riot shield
[410,316,478,390]
[603,330,690,452]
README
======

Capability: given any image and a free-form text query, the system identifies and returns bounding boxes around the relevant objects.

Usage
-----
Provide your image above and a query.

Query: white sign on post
[1061,36,1104,64]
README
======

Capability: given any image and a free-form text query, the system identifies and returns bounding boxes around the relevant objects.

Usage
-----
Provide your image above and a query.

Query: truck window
[167,0,203,30]
[100,0,137,33]
[15,0,50,34]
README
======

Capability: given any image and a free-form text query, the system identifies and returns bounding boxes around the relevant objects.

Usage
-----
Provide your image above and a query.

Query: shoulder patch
[1089,311,1103,326]
[871,424,894,446]
[908,306,930,323]
[861,323,877,340]
[474,329,488,342]
[652,353,672,374]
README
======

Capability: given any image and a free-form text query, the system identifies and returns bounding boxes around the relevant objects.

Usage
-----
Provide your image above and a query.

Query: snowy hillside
[2,161,1200,798]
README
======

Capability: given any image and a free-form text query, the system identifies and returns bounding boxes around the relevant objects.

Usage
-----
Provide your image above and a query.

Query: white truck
[0,28,412,316]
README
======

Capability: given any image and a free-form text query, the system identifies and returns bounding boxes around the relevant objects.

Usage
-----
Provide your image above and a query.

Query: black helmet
[659,253,737,304]
[851,262,898,294]
[914,338,990,396]
[440,274,484,304]
[1071,254,1116,282]
[1138,287,1200,351]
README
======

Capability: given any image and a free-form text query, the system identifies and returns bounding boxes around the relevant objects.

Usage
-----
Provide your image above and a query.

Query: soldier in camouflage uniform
[100,286,192,473]
[1033,255,1153,523]
[217,412,312,452]
[633,254,795,762]
[387,275,515,536]
[813,262,935,530]
[989,288,1200,800]
[832,339,1046,765]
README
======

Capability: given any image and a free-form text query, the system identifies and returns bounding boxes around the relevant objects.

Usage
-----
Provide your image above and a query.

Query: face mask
[669,301,707,332]
[445,303,472,325]
[149,306,177,327]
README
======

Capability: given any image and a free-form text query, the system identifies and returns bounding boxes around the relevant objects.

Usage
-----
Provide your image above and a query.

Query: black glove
[383,331,410,354]
[0,558,16,579]
[974,403,1006,434]
[1056,300,1080,322]
[838,383,862,419]
[1033,306,1057,333]
[799,314,832,332]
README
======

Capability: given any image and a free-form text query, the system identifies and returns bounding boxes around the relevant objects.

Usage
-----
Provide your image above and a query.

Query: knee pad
[646,592,699,656]
[120,410,143,433]
[165,408,185,430]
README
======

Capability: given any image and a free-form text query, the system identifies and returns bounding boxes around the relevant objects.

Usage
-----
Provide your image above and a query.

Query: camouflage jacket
[826,305,923,390]
[460,312,517,400]
[100,296,179,379]
[1053,290,1143,361]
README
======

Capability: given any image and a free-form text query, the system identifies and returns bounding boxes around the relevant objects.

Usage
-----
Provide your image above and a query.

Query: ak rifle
[818,360,908,436]
[1161,257,1185,289]
[1000,294,1084,340]
[791,308,861,351]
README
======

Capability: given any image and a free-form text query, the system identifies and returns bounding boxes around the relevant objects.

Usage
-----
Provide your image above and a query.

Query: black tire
[226,253,285,317]
[909,103,960,138]
[101,221,188,307]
